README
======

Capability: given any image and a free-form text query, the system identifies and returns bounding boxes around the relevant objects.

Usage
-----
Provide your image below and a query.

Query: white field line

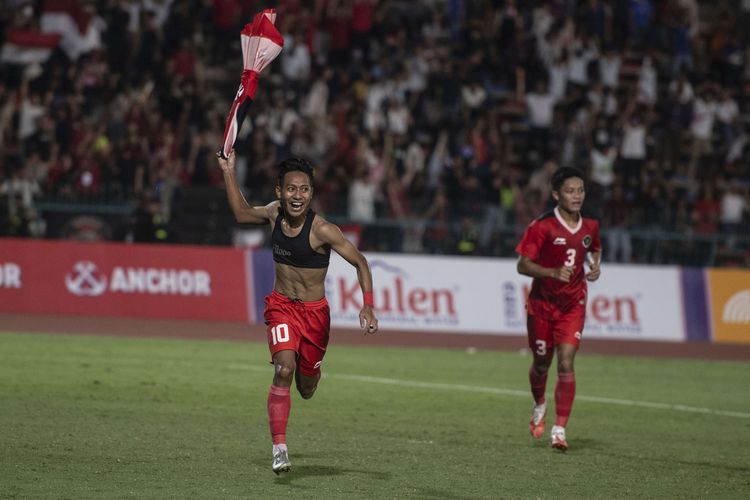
[7,349,746,420]
[228,364,750,420]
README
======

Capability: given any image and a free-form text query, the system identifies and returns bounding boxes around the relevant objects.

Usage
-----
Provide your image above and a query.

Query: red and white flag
[218,9,284,159]
[40,0,101,61]
[0,29,61,65]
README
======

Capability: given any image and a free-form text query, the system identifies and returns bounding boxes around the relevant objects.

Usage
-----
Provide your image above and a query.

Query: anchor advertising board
[0,239,250,321]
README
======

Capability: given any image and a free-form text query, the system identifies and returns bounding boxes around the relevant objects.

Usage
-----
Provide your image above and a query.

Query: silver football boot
[272,449,291,474]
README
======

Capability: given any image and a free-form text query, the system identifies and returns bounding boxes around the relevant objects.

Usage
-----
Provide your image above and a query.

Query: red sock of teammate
[529,366,548,404]
[267,385,290,444]
[554,372,576,427]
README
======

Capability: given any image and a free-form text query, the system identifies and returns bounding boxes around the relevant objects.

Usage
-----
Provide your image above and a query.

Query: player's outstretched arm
[316,222,379,334]
[517,255,574,283]
[218,150,275,225]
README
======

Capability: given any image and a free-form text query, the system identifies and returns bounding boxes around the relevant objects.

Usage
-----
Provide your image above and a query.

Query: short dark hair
[551,166,585,192]
[277,157,315,187]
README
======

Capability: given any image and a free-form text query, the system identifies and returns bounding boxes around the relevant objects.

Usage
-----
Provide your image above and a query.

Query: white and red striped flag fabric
[39,0,101,61]
[218,9,284,159]
[0,29,61,65]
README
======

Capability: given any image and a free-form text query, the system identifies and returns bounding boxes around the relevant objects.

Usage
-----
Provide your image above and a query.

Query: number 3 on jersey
[271,324,290,345]
[565,248,576,267]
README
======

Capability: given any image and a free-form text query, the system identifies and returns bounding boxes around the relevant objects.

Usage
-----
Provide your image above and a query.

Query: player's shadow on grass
[407,487,481,500]
[572,439,750,474]
[588,447,750,473]
[273,465,391,485]
[273,469,475,500]
[255,455,392,484]
[531,437,598,452]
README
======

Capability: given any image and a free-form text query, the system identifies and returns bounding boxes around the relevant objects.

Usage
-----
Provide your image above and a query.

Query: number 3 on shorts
[535,340,546,356]
[271,324,290,345]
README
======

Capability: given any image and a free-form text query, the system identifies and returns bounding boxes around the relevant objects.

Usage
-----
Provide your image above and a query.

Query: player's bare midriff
[274,263,327,301]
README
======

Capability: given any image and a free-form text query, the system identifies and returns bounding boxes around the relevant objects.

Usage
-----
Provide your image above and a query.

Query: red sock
[554,372,576,427]
[267,385,290,444]
[529,367,548,405]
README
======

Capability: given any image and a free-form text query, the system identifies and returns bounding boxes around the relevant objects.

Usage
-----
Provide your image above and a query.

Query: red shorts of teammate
[526,301,586,360]
[264,290,331,377]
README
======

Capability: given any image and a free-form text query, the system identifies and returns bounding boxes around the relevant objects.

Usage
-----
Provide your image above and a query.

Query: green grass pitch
[1,332,749,499]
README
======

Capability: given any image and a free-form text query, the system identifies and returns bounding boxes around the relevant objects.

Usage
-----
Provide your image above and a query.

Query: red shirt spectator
[692,188,721,234]
[352,0,376,33]
[213,0,239,30]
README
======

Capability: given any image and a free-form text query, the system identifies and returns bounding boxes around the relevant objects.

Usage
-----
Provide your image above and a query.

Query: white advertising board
[326,254,685,341]
[581,264,685,341]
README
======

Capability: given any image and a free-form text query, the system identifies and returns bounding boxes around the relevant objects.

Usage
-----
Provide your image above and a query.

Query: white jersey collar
[554,206,582,234]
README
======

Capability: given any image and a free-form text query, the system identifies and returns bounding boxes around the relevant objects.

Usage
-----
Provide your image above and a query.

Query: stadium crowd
[0,0,749,265]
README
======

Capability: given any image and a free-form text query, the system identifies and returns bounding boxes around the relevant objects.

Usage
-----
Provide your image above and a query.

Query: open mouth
[288,201,304,211]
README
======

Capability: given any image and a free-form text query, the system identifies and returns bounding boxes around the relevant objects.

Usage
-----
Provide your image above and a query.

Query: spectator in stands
[0,0,747,267]
[588,127,617,211]
[719,183,748,238]
[617,99,650,194]
[715,88,740,151]
[348,165,378,224]
[688,83,719,179]
[604,182,634,263]
[525,79,558,161]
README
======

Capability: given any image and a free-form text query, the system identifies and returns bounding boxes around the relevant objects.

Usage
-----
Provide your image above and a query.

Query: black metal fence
[28,196,749,268]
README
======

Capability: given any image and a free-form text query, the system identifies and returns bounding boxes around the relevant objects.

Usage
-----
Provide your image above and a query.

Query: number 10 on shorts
[271,324,290,345]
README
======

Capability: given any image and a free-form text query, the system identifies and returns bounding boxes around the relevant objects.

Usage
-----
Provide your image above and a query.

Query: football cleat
[550,425,568,452]
[529,402,547,439]
[272,449,291,474]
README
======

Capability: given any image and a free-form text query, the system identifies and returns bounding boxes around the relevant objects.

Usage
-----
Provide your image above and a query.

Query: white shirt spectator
[526,92,556,128]
[637,58,657,104]
[348,176,378,222]
[603,90,619,116]
[143,0,173,28]
[281,36,311,83]
[669,78,694,102]
[267,104,299,145]
[18,98,44,140]
[599,52,621,89]
[549,60,568,99]
[406,51,429,93]
[301,77,329,119]
[364,81,387,131]
[587,86,604,112]
[404,141,426,176]
[716,97,739,124]
[677,0,700,36]
[620,122,647,159]
[720,188,746,224]
[0,171,40,209]
[126,2,143,33]
[461,82,487,109]
[590,147,617,186]
[568,41,597,86]
[532,5,554,42]
[386,101,410,135]
[690,98,717,140]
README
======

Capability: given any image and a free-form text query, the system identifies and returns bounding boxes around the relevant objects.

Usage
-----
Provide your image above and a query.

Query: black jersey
[271,209,330,269]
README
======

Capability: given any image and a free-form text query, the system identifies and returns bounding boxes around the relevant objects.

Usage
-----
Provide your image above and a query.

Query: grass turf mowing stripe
[3,339,745,421]
[225,363,750,420]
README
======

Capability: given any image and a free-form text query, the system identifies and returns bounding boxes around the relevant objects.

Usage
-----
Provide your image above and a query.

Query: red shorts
[526,305,586,359]
[264,290,331,377]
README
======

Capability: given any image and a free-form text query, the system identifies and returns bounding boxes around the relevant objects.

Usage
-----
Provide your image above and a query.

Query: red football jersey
[516,207,601,316]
